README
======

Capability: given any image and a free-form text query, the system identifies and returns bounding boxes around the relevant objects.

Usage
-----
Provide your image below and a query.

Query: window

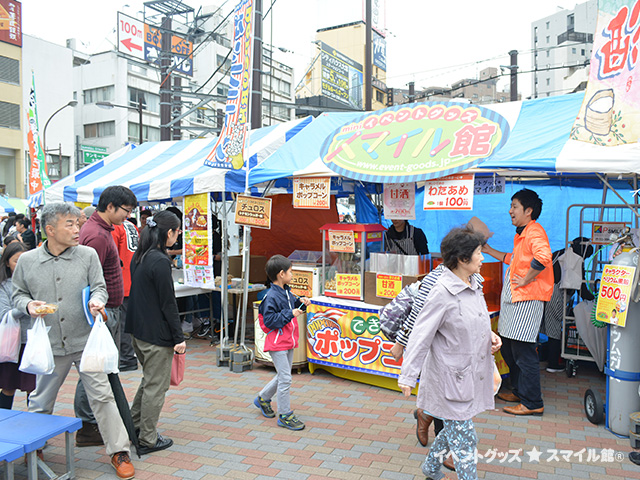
[376,89,384,103]
[216,54,231,71]
[572,47,577,54]
[567,13,575,32]
[128,122,160,143]
[83,85,114,104]
[546,78,550,86]
[128,87,160,113]
[0,56,19,85]
[546,50,550,58]
[546,35,550,44]
[217,84,229,97]
[546,21,550,29]
[0,101,20,129]
[581,49,585,55]
[84,121,115,138]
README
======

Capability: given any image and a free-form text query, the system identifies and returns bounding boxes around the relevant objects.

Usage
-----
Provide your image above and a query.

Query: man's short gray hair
[41,203,82,230]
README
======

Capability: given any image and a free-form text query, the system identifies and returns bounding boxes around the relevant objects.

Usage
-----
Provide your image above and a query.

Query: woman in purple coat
[399,226,502,480]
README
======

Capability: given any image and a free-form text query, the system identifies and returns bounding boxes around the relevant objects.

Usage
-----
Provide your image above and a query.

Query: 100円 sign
[320,101,510,183]
[235,195,272,229]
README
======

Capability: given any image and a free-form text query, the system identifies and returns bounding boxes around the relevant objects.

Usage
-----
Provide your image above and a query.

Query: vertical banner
[383,182,415,219]
[204,0,253,170]
[423,173,474,210]
[26,72,51,201]
[183,194,215,288]
[571,0,640,146]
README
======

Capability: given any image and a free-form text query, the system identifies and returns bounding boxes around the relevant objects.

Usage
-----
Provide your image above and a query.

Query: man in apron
[383,220,429,256]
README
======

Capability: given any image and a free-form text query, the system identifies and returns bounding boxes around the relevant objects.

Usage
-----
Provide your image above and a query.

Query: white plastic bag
[80,316,119,374]
[19,316,54,375]
[0,311,21,363]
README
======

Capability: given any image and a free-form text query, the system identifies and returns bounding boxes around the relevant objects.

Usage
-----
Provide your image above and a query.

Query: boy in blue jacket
[254,255,310,430]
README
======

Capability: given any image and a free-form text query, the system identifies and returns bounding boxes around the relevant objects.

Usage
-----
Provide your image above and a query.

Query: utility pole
[173,76,182,140]
[160,16,172,140]
[364,0,372,111]
[251,0,263,129]
[408,81,415,104]
[509,50,518,102]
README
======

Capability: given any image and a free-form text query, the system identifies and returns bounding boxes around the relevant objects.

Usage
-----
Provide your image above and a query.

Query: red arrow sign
[121,38,142,52]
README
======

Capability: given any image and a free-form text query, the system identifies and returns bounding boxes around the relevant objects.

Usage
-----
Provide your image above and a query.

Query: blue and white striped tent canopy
[58,117,312,205]
[0,197,14,213]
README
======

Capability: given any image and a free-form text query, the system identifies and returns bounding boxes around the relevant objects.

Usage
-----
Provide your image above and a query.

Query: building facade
[531,0,597,98]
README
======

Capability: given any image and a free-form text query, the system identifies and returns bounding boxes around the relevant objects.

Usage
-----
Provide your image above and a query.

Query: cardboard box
[229,255,268,284]
[364,271,425,306]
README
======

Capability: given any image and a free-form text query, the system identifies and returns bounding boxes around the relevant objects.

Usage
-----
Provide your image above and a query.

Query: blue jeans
[259,349,294,415]
[423,419,478,480]
[501,337,543,409]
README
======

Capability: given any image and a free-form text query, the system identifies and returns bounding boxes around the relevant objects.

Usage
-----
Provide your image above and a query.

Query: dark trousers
[434,417,444,435]
[119,297,137,368]
[501,337,543,409]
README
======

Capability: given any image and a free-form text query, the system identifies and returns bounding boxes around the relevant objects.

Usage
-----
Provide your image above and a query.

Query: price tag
[596,264,635,327]
[336,273,362,299]
[376,273,402,298]
[329,230,355,253]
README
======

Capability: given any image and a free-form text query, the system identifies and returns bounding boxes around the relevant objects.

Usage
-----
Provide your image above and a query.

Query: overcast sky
[22,0,591,98]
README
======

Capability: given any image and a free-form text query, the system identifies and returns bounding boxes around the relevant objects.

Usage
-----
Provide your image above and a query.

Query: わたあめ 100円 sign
[320,101,510,183]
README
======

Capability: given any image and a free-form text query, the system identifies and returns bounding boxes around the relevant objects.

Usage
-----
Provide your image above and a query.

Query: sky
[21,0,591,99]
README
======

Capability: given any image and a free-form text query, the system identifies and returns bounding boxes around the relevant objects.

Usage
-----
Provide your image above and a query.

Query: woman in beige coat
[399,226,501,480]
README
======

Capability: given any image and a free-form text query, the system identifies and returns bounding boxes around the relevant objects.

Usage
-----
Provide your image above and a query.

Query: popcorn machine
[320,223,386,301]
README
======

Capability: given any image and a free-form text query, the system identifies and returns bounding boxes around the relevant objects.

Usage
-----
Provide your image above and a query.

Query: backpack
[379,282,421,342]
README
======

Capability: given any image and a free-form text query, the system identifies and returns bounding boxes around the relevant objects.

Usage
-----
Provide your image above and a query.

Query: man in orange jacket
[483,189,553,416]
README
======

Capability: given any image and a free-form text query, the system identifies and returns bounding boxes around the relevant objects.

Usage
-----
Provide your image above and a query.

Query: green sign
[83,151,109,164]
[81,145,108,153]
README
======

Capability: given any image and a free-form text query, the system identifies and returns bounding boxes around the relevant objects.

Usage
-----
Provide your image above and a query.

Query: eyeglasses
[118,206,133,215]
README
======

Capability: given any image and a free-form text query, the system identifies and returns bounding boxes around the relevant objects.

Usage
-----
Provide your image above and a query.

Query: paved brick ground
[4,337,640,479]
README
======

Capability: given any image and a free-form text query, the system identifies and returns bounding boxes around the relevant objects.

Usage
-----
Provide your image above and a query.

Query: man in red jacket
[75,186,137,447]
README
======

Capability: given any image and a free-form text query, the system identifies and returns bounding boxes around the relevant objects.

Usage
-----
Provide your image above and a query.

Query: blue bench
[0,411,81,480]
[0,441,25,480]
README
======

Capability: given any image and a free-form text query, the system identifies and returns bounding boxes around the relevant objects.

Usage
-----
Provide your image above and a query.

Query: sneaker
[254,396,275,418]
[194,321,211,339]
[546,366,565,373]
[181,320,194,334]
[111,451,135,479]
[137,434,173,455]
[76,421,104,447]
[277,412,305,431]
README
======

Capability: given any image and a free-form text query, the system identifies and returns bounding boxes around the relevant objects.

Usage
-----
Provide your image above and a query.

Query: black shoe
[630,451,640,465]
[194,322,211,339]
[138,434,173,455]
[76,422,104,447]
[119,363,138,372]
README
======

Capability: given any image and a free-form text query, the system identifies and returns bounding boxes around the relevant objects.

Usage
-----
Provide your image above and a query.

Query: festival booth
[247,87,640,393]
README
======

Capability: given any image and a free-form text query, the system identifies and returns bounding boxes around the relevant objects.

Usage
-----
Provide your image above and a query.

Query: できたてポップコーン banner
[571,0,640,146]
[320,102,510,183]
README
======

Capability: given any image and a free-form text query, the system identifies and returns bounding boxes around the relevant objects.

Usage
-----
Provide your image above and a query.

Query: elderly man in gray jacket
[12,203,135,480]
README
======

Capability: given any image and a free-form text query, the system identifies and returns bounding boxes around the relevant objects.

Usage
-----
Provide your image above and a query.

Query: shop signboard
[375,273,402,299]
[235,195,271,229]
[293,177,330,209]
[320,101,510,183]
[291,269,314,297]
[81,145,109,165]
[423,173,475,210]
[143,24,193,76]
[383,182,415,219]
[591,221,627,244]
[336,273,361,300]
[328,230,355,253]
[373,32,386,71]
[306,302,402,377]
[596,264,635,327]
[205,0,253,169]
[0,0,21,47]
[183,193,215,288]
[570,0,640,146]
[320,41,363,109]
[117,12,144,60]
[474,175,505,195]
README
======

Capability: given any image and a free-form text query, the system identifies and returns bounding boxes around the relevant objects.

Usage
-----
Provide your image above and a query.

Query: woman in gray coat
[0,241,34,409]
[399,226,502,480]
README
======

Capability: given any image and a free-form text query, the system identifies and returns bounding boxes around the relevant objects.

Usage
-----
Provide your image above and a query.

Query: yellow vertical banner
[183,194,215,288]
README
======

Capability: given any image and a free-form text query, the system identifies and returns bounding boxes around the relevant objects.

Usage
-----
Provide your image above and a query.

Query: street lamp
[96,98,143,145]
[42,100,78,156]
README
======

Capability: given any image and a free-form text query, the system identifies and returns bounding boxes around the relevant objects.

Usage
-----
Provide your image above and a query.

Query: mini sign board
[591,222,627,244]
[383,182,415,219]
[474,176,505,195]
[596,264,636,327]
[235,195,272,229]
[291,269,314,297]
[0,0,21,47]
[376,273,402,299]
[81,145,108,165]
[336,273,362,300]
[424,173,474,210]
[117,12,144,60]
[328,230,355,253]
[293,177,331,209]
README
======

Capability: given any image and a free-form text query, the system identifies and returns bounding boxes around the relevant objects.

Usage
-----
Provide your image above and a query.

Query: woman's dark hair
[0,241,28,283]
[2,217,15,237]
[441,226,486,270]
[511,188,542,220]
[2,234,19,247]
[17,218,30,229]
[132,210,180,264]
[165,206,183,227]
[265,254,292,283]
